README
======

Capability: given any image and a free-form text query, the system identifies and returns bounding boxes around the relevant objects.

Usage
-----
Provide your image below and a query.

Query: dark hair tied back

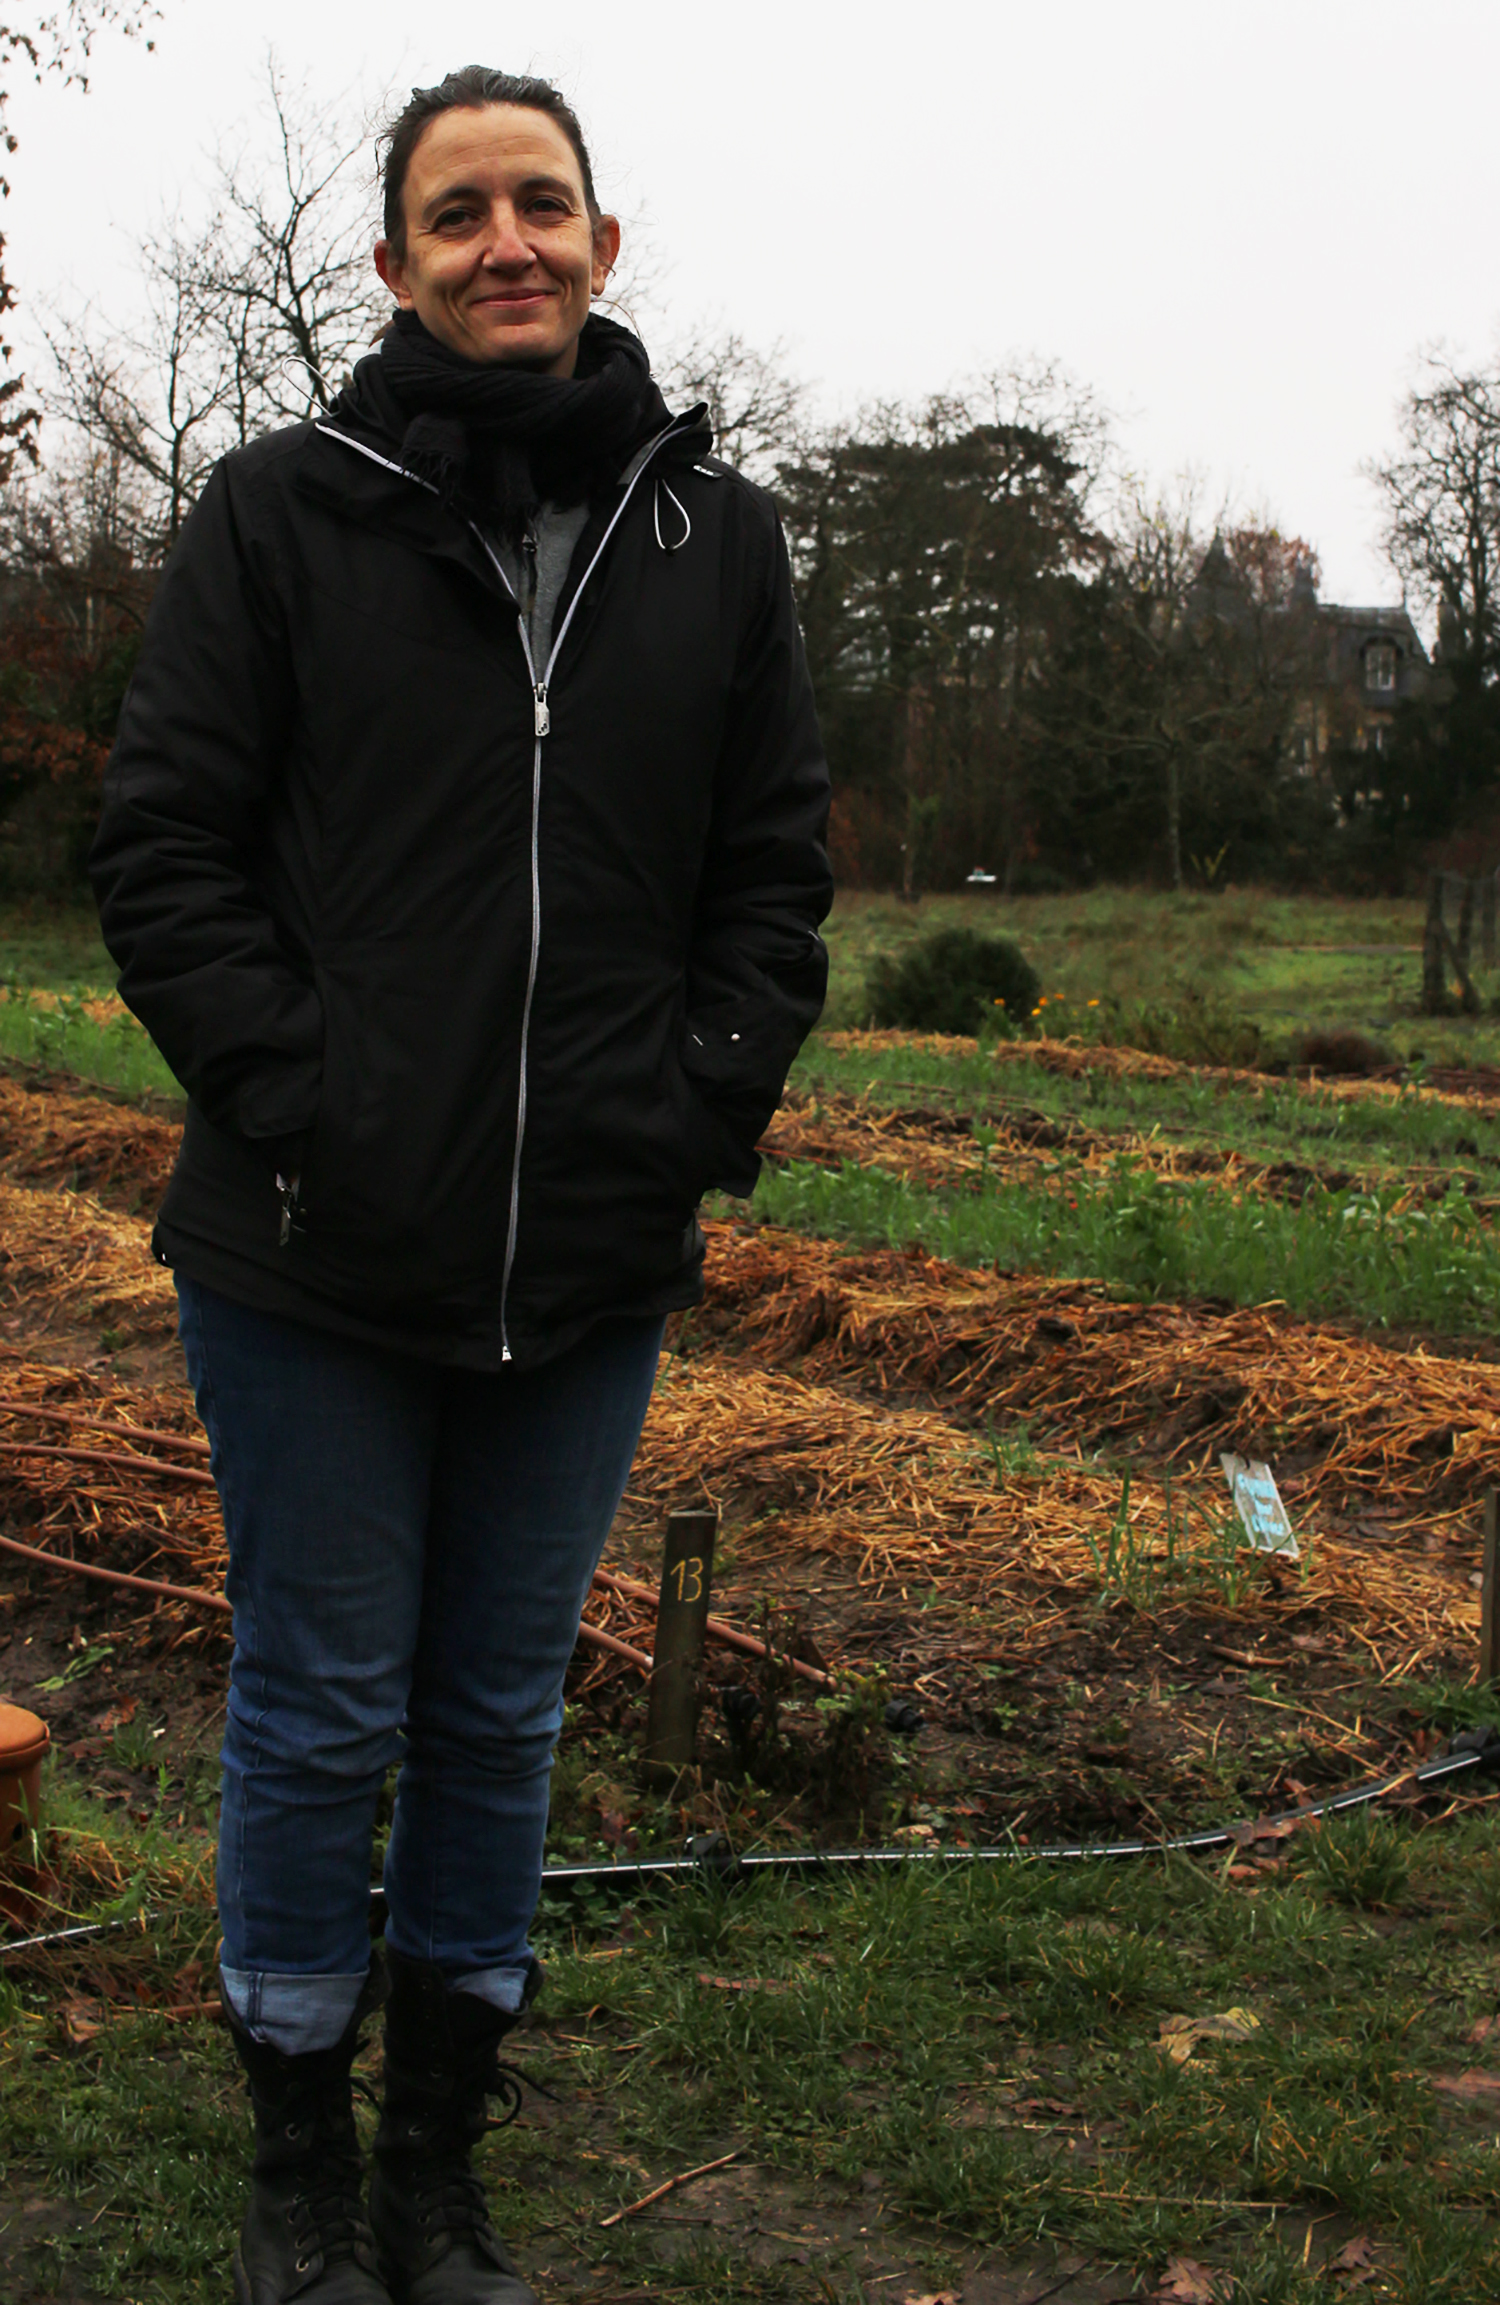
[379,67,599,253]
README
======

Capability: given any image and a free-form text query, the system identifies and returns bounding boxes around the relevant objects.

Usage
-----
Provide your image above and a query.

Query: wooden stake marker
[644,1508,719,1779]
[1483,1489,1500,1690]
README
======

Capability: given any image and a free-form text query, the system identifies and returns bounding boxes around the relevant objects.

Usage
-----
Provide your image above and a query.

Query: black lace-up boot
[369,1949,540,2305]
[224,1960,392,2305]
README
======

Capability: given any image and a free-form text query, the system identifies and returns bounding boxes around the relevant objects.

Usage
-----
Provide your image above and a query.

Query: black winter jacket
[89,358,832,1368]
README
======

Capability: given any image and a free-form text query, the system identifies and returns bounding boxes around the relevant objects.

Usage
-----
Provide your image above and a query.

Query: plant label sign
[1220,1453,1299,1561]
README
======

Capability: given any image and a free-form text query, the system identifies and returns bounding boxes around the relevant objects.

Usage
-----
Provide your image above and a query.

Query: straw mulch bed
[698,1219,1500,1529]
[821,1028,1500,1115]
[0,1076,1482,1682]
[0,1355,222,1590]
[0,1071,178,1207]
[0,1176,176,1345]
[625,1348,1475,1677]
[0,1330,1475,1684]
[764,1091,1482,1206]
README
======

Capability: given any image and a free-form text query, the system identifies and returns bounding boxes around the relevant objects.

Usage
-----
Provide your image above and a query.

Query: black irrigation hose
[539,1726,1500,1886]
[4,1728,1498,1962]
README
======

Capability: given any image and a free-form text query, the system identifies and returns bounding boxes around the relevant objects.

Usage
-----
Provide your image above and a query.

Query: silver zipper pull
[534,686,550,737]
[276,1171,303,1249]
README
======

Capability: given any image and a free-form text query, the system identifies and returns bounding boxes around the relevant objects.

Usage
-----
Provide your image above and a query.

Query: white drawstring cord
[653,476,691,554]
[276,352,335,411]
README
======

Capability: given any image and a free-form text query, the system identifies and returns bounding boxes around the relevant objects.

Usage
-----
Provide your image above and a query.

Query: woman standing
[90,67,830,2305]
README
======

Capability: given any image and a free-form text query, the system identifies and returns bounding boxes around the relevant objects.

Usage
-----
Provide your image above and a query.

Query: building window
[1365,640,1397,693]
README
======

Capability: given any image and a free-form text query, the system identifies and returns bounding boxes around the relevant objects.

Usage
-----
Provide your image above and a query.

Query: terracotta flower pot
[0,1701,49,1920]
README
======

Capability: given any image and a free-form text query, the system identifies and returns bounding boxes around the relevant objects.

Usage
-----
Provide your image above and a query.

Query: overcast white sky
[7,0,1500,605]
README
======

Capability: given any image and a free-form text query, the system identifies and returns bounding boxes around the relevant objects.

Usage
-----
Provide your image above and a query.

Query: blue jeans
[177,1277,663,2055]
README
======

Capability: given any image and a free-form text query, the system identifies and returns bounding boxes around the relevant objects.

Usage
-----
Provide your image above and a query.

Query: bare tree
[0,5,162,473]
[598,219,809,482]
[44,219,246,556]
[1071,482,1322,889]
[653,326,807,482]
[200,56,384,418]
[37,56,382,559]
[1370,351,1500,671]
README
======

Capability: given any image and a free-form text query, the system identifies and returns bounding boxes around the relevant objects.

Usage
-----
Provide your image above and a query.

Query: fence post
[644,1508,719,1780]
[1483,1490,1500,1690]
[1422,875,1448,1014]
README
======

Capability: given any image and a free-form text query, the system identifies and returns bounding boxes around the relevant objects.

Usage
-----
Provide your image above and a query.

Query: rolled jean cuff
[450,1961,536,2016]
[220,1964,368,2054]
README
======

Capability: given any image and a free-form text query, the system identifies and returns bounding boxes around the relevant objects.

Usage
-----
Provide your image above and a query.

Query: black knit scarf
[379,308,671,537]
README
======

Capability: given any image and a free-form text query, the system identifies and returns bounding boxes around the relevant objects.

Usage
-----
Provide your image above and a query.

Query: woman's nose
[481,207,537,268]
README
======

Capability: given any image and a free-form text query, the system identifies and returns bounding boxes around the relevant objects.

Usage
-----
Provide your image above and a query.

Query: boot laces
[401,2058,537,2240]
[411,2159,495,2242]
[278,2074,378,2270]
[288,2152,374,2271]
[482,2058,528,2132]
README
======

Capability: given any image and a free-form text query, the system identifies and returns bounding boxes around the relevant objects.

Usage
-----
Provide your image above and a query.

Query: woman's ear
[590,213,622,299]
[374,239,413,308]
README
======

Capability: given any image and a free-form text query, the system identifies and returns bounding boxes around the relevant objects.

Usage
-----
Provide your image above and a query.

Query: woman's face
[375,105,620,374]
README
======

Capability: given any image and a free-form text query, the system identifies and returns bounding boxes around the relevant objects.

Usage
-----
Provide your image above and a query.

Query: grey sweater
[491,501,591,672]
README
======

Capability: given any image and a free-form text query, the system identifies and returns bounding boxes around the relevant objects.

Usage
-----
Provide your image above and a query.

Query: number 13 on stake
[669,1556,704,1605]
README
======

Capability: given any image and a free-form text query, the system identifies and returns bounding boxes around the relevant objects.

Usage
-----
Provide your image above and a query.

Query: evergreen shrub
[865,927,1041,1035]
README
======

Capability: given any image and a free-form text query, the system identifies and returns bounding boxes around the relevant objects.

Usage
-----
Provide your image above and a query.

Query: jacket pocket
[294,936,521,1307]
[667,1046,759,1203]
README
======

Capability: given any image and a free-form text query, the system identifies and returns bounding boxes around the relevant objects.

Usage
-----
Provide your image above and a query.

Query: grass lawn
[0,903,116,993]
[820,889,1500,1068]
[742,1153,1500,1340]
[789,1034,1500,1178]
[0,901,180,1101]
[6,1784,1500,2302]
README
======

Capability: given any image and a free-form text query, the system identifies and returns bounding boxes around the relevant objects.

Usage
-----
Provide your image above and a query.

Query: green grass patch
[9,1806,1500,2298]
[0,902,117,992]
[743,1154,1500,1338]
[0,983,181,1101]
[790,1032,1500,1183]
[821,886,1500,1068]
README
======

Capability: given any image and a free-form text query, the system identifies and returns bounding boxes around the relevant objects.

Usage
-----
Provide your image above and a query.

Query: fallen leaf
[61,1996,104,2045]
[92,1697,138,1732]
[1431,2068,1500,2103]
[903,2293,960,2305]
[1228,1816,1294,1848]
[1155,2258,1220,2303]
[1468,2015,1500,2047]
[1327,2232,1377,2284]
[1157,2008,1261,2063]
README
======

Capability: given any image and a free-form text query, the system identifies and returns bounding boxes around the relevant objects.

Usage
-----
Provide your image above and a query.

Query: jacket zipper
[311,416,694,1360]
[474,432,689,1361]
